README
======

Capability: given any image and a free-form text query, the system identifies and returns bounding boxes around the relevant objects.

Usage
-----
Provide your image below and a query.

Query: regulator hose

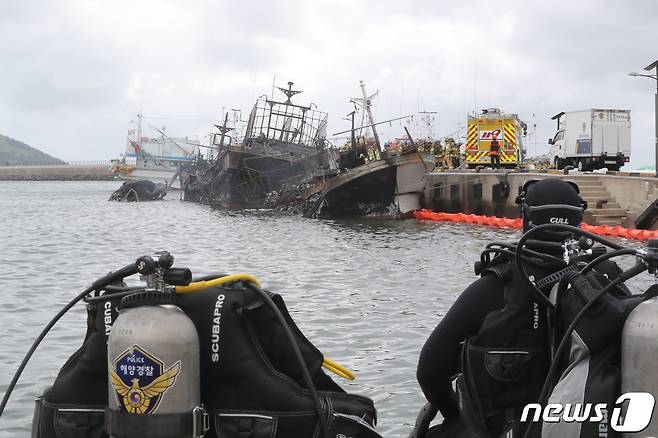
[578,248,639,276]
[85,287,146,303]
[0,262,138,418]
[515,223,625,309]
[176,273,261,293]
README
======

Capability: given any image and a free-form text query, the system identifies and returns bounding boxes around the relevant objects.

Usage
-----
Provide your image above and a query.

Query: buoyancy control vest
[456,262,551,438]
[31,282,380,438]
[455,258,642,438]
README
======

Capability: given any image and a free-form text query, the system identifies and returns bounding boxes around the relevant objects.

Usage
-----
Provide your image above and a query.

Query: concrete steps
[580,189,609,198]
[582,199,622,209]
[589,208,627,217]
[578,178,628,226]
[578,180,606,188]
[649,187,658,201]
[595,217,625,226]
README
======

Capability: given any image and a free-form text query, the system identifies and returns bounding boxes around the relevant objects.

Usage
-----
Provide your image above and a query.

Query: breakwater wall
[0,163,114,181]
[423,170,658,229]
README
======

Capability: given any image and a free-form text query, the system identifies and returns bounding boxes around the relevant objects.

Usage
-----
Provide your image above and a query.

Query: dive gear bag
[31,281,380,438]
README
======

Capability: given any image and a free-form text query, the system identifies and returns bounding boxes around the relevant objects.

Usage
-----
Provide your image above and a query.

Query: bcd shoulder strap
[481,263,514,283]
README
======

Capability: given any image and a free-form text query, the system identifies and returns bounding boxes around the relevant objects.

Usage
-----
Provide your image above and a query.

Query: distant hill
[0,134,65,165]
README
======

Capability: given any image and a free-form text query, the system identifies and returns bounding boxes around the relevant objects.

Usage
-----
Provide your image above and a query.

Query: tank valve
[135,252,192,291]
[136,255,157,275]
[158,252,175,269]
[644,238,658,276]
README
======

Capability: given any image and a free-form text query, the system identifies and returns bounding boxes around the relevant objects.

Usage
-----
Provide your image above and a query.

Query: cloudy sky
[1,0,657,168]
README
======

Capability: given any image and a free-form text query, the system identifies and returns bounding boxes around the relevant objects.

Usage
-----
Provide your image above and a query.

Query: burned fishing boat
[181,82,330,208]
[275,81,436,218]
[305,146,435,218]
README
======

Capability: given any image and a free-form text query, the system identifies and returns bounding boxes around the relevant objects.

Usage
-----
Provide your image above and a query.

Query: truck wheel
[577,160,587,172]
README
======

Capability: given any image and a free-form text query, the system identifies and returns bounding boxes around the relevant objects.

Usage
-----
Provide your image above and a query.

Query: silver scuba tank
[106,254,206,438]
[621,296,658,437]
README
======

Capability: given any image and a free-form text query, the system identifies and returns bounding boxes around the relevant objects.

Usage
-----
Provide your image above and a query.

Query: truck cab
[548,130,566,169]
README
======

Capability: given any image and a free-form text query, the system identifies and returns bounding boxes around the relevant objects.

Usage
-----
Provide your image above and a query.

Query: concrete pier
[0,163,114,181]
[423,170,658,229]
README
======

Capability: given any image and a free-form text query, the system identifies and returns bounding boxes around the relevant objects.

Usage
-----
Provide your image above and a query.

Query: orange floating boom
[412,210,658,241]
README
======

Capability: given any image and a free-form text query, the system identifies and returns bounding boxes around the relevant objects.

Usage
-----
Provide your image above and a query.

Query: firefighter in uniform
[490,136,501,169]
[442,140,453,169]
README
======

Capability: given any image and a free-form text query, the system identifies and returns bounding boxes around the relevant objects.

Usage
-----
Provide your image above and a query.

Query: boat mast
[346,110,357,151]
[351,81,381,151]
[137,111,142,144]
[214,113,233,158]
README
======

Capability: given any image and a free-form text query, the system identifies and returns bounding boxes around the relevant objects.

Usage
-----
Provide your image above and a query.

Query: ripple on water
[0,181,650,438]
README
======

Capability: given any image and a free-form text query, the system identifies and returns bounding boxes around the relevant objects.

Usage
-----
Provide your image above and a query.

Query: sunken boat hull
[307,152,436,218]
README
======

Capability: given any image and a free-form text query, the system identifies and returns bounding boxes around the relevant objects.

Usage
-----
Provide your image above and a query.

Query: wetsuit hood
[517,178,587,239]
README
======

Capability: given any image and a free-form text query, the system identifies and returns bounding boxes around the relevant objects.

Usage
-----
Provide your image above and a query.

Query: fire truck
[464,108,527,168]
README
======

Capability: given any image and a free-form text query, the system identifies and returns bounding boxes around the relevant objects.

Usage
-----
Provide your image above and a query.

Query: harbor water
[0,181,646,437]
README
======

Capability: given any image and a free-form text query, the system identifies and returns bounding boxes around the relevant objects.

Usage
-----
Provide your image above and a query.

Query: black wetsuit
[417,258,624,422]
[417,273,506,420]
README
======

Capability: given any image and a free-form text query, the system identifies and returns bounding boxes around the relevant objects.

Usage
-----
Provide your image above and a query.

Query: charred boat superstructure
[182,82,330,208]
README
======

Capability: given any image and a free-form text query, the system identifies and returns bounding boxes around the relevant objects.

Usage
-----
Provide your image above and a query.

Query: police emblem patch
[109,345,181,414]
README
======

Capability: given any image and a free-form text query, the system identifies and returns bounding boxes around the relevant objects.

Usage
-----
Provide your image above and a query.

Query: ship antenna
[277,81,303,104]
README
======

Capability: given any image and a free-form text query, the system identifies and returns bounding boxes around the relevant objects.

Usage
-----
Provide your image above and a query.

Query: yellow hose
[323,357,356,380]
[176,273,261,294]
[177,274,356,381]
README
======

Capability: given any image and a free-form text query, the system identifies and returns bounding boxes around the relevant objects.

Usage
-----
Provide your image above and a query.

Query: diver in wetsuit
[413,178,623,438]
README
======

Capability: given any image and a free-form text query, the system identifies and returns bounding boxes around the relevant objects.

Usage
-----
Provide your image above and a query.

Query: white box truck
[548,109,631,171]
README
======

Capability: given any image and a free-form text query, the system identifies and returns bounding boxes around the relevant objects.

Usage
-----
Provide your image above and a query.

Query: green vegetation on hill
[0,134,65,165]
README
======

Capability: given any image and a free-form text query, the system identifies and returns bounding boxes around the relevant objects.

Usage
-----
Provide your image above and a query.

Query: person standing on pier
[489,135,500,169]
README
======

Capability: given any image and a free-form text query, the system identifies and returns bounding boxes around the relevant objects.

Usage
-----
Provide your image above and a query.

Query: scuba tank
[621,297,658,437]
[106,253,207,438]
[621,239,658,437]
